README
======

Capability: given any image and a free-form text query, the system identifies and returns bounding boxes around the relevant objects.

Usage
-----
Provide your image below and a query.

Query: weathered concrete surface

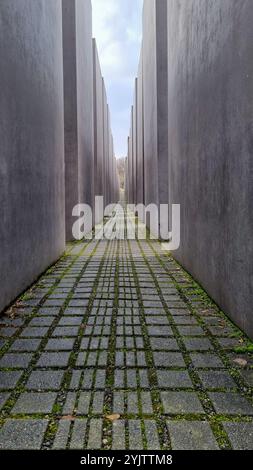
[62,0,94,240]
[76,0,94,220]
[107,108,112,205]
[133,79,138,206]
[106,104,110,206]
[93,39,104,201]
[167,0,253,337]
[143,0,168,210]
[107,110,118,204]
[109,133,113,203]
[0,0,65,314]
[102,81,108,207]
[126,140,130,202]
[136,48,145,207]
[128,108,134,204]
[112,156,119,203]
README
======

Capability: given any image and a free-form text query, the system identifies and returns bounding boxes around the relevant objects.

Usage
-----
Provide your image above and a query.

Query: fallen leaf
[233,358,247,367]
[61,415,76,421]
[105,414,120,422]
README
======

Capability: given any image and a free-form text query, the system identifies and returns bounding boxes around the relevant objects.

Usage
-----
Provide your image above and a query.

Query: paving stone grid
[0,208,253,450]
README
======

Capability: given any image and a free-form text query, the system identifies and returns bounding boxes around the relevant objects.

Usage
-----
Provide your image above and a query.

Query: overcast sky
[92,0,143,158]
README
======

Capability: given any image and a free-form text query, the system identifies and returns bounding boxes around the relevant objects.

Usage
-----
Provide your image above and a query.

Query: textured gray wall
[0,0,65,312]
[107,108,112,205]
[167,0,253,337]
[102,81,108,207]
[93,39,104,203]
[137,48,145,207]
[129,107,134,204]
[143,0,157,206]
[133,79,138,205]
[76,0,94,218]
[62,0,94,240]
[143,0,168,210]
[126,140,130,202]
[109,133,113,203]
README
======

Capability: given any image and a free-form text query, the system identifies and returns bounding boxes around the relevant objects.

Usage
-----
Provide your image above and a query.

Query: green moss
[19,292,33,301]
[210,421,231,449]
[229,330,244,339]
[52,403,62,415]
[234,343,253,353]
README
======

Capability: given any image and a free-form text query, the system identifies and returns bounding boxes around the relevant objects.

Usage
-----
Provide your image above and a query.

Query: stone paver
[0,353,33,368]
[69,420,87,450]
[223,422,253,450]
[0,393,10,410]
[161,391,204,414]
[0,419,48,449]
[25,370,64,390]
[0,371,23,390]
[0,206,253,449]
[12,392,57,414]
[52,420,71,449]
[167,421,219,450]
[112,420,125,449]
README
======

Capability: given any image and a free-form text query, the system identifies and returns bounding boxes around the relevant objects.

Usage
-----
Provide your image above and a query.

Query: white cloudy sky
[92,0,143,158]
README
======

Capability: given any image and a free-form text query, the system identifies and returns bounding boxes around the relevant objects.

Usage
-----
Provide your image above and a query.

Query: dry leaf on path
[233,358,247,367]
[105,414,120,421]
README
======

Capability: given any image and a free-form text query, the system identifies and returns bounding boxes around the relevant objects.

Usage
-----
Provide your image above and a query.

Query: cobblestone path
[0,208,253,450]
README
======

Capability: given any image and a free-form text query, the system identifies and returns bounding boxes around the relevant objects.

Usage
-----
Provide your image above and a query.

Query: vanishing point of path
[0,207,253,450]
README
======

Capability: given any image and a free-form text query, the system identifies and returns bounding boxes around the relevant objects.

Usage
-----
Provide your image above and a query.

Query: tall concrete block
[126,140,130,202]
[109,133,114,203]
[93,39,104,203]
[62,0,94,240]
[167,0,253,337]
[133,79,138,204]
[143,0,168,210]
[102,81,108,207]
[111,149,114,203]
[107,108,116,206]
[108,131,112,204]
[113,156,117,202]
[107,108,112,205]
[105,104,110,207]
[129,108,134,203]
[137,48,145,208]
[124,157,127,200]
[0,0,65,313]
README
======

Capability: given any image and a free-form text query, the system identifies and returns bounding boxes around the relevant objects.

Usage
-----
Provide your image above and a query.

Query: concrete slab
[62,0,94,240]
[93,39,104,220]
[167,0,253,338]
[136,48,145,207]
[143,0,168,210]
[0,0,65,314]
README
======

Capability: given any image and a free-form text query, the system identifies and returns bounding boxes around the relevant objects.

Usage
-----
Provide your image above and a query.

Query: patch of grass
[52,403,62,415]
[229,330,244,339]
[210,421,231,449]
[234,343,253,354]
